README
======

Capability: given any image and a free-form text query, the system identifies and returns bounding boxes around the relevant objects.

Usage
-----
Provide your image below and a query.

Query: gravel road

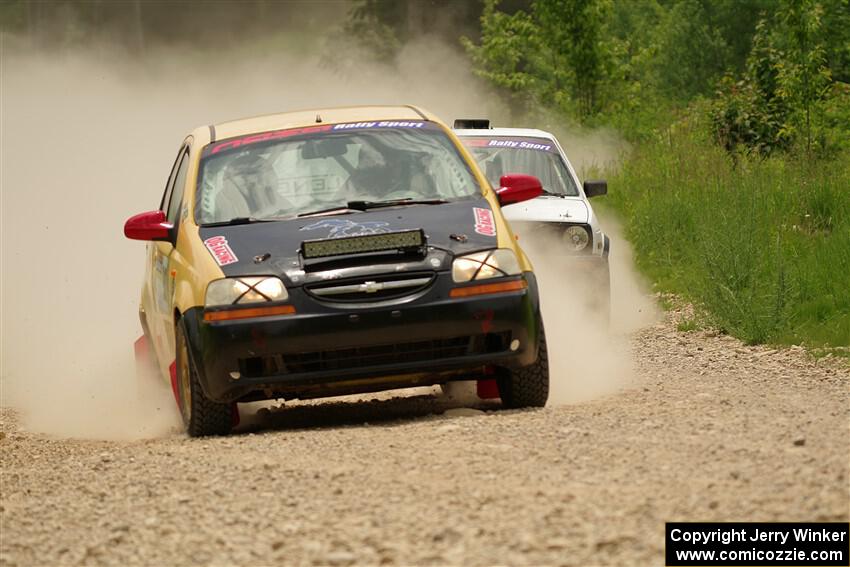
[1,313,848,566]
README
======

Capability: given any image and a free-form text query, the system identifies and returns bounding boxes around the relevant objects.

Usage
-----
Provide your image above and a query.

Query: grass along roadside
[598,129,849,350]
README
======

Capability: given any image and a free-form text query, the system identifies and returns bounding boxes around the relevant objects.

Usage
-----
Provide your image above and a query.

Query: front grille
[305,272,435,303]
[238,332,511,378]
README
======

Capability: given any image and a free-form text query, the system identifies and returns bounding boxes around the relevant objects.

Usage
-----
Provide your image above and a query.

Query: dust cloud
[0,32,650,438]
[516,220,658,405]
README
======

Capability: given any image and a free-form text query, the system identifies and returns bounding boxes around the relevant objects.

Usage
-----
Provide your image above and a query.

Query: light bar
[302,229,424,259]
[204,304,296,322]
[449,279,527,298]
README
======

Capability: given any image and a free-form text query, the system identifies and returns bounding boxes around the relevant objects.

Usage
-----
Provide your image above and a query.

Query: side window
[159,146,186,212]
[166,150,190,225]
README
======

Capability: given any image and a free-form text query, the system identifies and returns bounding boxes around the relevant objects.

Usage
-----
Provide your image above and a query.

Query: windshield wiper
[297,206,362,219]
[201,217,278,227]
[298,198,447,219]
[348,198,448,209]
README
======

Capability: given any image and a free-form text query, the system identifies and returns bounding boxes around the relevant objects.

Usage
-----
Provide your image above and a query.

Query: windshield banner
[206,121,439,157]
[462,137,555,153]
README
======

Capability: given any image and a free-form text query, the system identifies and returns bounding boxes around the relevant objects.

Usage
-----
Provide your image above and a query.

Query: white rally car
[454,119,611,315]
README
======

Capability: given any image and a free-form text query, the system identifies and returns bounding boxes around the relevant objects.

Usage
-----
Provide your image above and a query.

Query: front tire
[497,324,549,408]
[175,319,232,437]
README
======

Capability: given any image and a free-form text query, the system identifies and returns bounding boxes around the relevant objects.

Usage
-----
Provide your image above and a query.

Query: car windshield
[195,121,480,224]
[461,136,579,197]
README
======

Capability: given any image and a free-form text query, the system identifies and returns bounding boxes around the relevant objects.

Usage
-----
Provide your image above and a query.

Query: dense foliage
[460,0,849,153]
[456,0,850,348]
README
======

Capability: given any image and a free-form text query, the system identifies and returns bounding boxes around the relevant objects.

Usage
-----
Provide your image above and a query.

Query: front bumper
[182,272,541,403]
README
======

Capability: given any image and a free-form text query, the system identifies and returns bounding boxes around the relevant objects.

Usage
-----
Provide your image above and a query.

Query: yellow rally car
[125,106,548,436]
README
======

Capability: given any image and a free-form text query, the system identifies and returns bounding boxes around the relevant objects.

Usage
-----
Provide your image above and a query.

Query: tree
[649,0,732,100]
[775,0,832,154]
[709,0,835,156]
[461,0,543,118]
[462,0,612,120]
[534,0,611,116]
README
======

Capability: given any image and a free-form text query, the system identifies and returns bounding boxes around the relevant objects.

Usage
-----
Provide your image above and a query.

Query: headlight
[452,249,521,283]
[205,277,288,307]
[563,225,590,251]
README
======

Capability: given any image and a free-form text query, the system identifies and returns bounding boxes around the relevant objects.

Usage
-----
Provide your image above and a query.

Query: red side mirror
[496,174,543,206]
[124,210,173,241]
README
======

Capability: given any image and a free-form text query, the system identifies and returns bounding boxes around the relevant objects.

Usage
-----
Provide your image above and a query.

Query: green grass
[601,126,850,348]
[677,318,701,333]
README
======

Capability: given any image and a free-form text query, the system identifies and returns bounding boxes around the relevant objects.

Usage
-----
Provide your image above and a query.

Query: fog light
[229,371,241,380]
[510,339,520,351]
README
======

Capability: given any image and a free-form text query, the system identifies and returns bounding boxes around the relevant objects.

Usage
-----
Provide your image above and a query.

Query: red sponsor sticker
[204,235,238,266]
[473,207,496,237]
[209,124,334,155]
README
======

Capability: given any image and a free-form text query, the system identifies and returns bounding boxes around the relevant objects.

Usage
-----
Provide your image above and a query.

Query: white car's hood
[501,196,589,224]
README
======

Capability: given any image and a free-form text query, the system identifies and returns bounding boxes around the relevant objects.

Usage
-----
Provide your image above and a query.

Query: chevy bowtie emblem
[361,281,383,293]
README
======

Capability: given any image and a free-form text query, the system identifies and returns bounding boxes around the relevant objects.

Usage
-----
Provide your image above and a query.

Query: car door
[149,142,191,372]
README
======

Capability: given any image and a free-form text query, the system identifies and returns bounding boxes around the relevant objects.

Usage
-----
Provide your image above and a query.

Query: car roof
[454,127,557,141]
[190,105,438,145]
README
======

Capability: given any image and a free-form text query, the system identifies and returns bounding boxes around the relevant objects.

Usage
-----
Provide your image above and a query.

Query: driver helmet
[350,145,400,198]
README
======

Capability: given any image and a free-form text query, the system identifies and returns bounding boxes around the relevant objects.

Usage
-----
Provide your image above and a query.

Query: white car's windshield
[196,121,480,224]
[461,136,579,197]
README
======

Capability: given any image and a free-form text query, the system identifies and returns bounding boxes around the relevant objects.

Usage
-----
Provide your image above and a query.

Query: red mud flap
[133,335,149,366]
[477,379,500,399]
[134,334,158,385]
[477,365,501,399]
[168,360,179,407]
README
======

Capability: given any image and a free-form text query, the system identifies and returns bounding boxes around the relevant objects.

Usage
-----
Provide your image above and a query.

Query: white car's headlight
[452,249,522,283]
[563,225,590,251]
[205,277,288,307]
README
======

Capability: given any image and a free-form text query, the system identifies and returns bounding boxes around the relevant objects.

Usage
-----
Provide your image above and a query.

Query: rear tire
[497,324,549,408]
[175,319,232,437]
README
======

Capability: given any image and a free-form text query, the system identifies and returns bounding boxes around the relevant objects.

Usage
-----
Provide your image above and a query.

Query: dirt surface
[1,313,848,567]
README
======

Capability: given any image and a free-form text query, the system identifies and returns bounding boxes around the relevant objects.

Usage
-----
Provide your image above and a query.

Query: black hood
[198,197,499,285]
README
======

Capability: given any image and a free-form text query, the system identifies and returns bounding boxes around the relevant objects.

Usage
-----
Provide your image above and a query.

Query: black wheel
[497,323,549,408]
[175,319,232,437]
